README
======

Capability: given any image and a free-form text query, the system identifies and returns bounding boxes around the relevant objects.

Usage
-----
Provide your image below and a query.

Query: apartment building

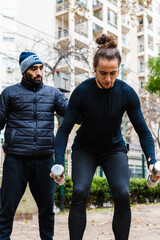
[0,0,160,177]
[0,0,56,167]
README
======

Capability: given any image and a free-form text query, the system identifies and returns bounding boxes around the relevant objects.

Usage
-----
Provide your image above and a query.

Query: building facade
[0,0,160,178]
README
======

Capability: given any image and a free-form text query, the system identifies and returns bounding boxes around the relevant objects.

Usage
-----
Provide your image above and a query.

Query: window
[108,8,117,26]
[93,23,103,32]
[140,62,144,72]
[3,32,15,43]
[76,0,87,6]
[2,57,14,72]
[56,0,68,4]
[94,9,102,20]
[58,26,68,38]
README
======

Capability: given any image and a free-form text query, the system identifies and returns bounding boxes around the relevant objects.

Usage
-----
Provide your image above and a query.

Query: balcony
[57,54,89,76]
[75,14,88,40]
[93,0,103,9]
[139,65,145,72]
[148,43,153,51]
[75,35,89,49]
[148,24,153,31]
[54,71,71,92]
[93,23,103,38]
[107,0,118,6]
[56,26,69,48]
[56,1,69,14]
[139,62,145,77]
[137,24,144,33]
[74,55,89,75]
[121,17,130,34]
[137,44,144,58]
[122,37,130,54]
[121,60,131,76]
[138,44,144,52]
[56,26,68,38]
[75,26,88,38]
[93,0,103,20]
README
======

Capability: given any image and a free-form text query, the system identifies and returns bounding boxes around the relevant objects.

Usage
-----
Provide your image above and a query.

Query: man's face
[24,64,43,84]
[94,58,119,90]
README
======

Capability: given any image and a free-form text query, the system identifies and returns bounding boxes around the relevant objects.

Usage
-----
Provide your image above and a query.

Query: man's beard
[24,72,42,85]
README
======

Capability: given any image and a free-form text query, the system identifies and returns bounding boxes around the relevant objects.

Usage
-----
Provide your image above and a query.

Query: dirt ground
[11,203,160,240]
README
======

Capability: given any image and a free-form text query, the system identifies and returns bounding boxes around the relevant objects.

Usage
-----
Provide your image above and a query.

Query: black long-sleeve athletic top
[55,78,156,167]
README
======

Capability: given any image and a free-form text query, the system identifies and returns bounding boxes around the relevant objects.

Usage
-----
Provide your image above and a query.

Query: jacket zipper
[33,88,37,154]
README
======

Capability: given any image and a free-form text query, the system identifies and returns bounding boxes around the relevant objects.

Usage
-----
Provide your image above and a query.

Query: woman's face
[94,58,119,90]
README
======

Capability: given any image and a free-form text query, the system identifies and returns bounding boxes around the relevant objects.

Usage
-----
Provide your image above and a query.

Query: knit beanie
[19,52,43,75]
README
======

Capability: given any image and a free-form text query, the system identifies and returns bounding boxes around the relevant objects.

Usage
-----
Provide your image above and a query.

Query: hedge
[54,176,160,209]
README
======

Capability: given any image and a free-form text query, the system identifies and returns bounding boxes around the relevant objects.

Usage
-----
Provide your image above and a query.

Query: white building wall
[0,0,55,87]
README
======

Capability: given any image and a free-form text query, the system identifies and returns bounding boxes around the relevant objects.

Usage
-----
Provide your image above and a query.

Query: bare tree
[140,90,160,149]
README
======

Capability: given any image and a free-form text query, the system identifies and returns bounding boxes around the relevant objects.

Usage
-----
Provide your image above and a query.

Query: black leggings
[69,149,131,240]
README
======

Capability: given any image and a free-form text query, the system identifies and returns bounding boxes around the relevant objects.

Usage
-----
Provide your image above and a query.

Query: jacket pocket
[3,129,16,152]
[10,129,16,145]
[5,129,16,146]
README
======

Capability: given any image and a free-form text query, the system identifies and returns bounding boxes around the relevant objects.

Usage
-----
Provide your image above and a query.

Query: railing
[138,44,144,52]
[137,24,144,32]
[107,0,118,6]
[56,27,69,39]
[93,23,103,32]
[75,27,88,38]
[93,0,103,9]
[139,65,145,72]
[56,1,69,13]
[148,24,153,31]
[122,37,130,49]
[121,17,130,28]
[148,43,153,51]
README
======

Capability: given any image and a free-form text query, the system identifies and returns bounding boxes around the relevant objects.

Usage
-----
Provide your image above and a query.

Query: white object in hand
[51,164,65,185]
[147,174,159,188]
[147,161,160,188]
[152,161,160,176]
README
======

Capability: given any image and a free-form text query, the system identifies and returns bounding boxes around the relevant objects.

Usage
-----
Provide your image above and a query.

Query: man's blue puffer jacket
[0,78,68,156]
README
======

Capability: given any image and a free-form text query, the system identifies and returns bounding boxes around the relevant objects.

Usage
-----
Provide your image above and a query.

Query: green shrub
[54,176,160,209]
[88,177,112,207]
[54,176,73,209]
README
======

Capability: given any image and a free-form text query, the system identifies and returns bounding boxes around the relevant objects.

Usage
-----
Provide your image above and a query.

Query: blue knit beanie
[19,52,43,75]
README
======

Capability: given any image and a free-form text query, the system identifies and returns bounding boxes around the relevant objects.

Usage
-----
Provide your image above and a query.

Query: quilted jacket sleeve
[54,88,68,117]
[0,89,9,131]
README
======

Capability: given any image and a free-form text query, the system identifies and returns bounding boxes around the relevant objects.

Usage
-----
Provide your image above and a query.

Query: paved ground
[11,203,160,240]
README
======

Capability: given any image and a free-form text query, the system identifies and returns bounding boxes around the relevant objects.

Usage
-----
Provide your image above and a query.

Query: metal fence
[0,144,149,179]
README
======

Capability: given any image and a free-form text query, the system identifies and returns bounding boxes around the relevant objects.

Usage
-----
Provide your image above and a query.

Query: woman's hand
[149,164,160,181]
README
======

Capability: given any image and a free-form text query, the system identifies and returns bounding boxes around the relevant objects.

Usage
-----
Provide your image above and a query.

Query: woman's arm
[126,88,156,168]
[54,88,81,165]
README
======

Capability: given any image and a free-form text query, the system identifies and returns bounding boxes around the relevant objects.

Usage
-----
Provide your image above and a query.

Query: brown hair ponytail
[94,34,121,69]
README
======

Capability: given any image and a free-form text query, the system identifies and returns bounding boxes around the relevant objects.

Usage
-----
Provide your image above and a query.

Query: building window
[93,0,103,20]
[76,0,87,6]
[139,62,144,72]
[93,23,103,33]
[2,57,14,72]
[94,9,102,20]
[56,0,67,3]
[3,32,15,43]
[107,8,117,27]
